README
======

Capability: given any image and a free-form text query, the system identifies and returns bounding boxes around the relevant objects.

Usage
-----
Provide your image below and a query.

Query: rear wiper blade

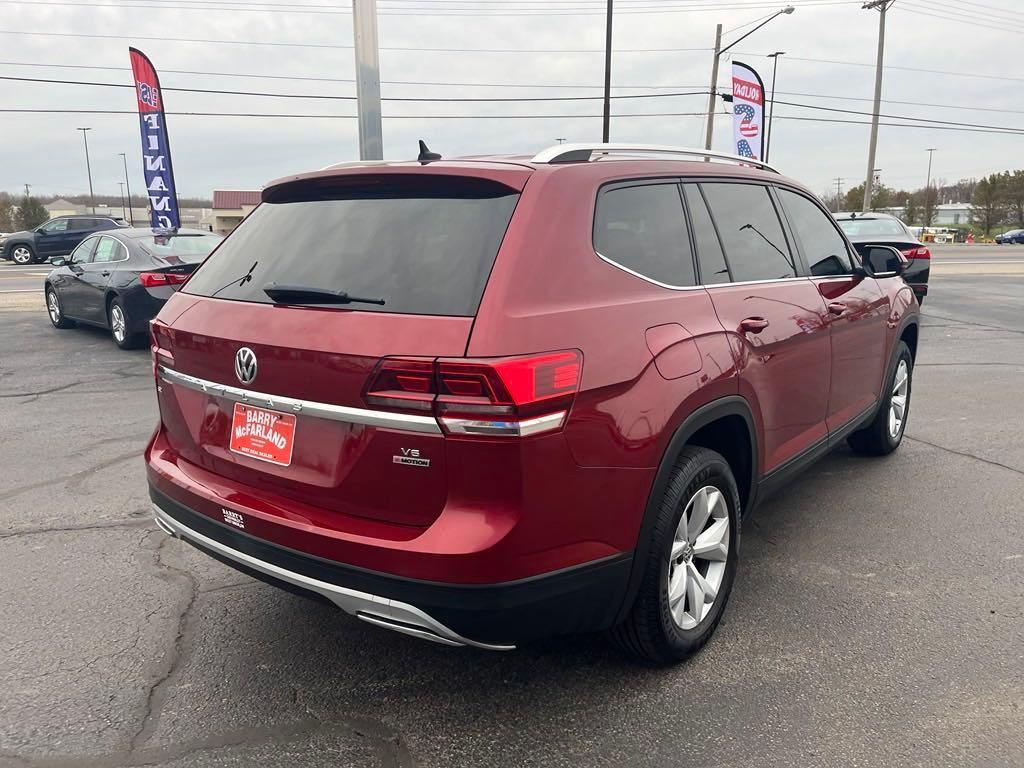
[262,283,385,306]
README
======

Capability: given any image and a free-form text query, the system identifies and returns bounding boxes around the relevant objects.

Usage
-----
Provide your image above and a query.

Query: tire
[11,244,35,265]
[108,298,144,350]
[848,340,913,456]
[45,287,75,329]
[609,446,741,665]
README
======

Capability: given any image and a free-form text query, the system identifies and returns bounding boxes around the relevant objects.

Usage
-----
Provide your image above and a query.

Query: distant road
[0,263,49,293]
[929,244,1024,274]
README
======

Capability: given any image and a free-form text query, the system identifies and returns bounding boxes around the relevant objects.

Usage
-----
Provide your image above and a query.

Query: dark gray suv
[1,215,128,264]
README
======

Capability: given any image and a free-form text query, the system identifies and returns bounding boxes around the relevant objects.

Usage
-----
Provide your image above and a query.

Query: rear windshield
[837,217,907,237]
[184,176,520,316]
[138,233,223,263]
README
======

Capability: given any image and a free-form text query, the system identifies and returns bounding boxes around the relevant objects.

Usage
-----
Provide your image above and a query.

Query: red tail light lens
[364,358,435,412]
[140,271,190,287]
[364,351,583,436]
[901,247,931,260]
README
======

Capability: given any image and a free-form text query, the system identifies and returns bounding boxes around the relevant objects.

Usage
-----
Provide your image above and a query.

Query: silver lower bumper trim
[152,503,514,652]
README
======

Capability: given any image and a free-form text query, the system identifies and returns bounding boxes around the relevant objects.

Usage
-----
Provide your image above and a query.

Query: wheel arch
[613,395,759,625]
[899,319,919,361]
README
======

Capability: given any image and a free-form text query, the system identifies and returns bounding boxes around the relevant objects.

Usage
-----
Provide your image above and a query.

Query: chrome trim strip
[158,366,442,434]
[152,503,515,652]
[593,251,811,292]
[440,411,566,437]
[531,142,779,172]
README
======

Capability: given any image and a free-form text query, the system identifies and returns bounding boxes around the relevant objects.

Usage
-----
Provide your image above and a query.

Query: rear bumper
[151,485,632,647]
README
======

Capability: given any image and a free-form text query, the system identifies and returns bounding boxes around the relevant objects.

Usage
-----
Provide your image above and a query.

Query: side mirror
[857,245,907,278]
[49,257,67,267]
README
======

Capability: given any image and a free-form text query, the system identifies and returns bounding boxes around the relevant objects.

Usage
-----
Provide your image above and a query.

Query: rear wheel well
[686,415,753,514]
[900,323,919,361]
[105,291,119,317]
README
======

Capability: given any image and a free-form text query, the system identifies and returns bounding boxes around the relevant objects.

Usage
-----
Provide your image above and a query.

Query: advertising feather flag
[129,47,181,231]
[731,61,766,161]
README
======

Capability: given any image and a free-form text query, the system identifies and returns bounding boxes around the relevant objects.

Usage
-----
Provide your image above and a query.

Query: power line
[2,107,1023,136]
[0,0,861,14]
[0,28,712,51]
[0,74,707,102]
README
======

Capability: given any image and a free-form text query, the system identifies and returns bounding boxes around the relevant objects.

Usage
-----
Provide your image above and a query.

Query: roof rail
[530,143,778,173]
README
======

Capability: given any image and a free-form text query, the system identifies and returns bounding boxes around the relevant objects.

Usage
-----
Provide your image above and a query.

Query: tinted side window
[67,218,94,231]
[777,189,853,276]
[682,184,730,284]
[92,237,122,263]
[701,183,796,282]
[41,219,69,233]
[593,183,695,287]
[70,237,97,264]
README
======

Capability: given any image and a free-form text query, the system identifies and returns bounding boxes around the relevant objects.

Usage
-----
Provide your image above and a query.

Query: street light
[765,51,785,162]
[602,0,613,142]
[924,148,937,226]
[704,5,795,151]
[118,152,135,226]
[117,182,127,222]
[76,128,95,214]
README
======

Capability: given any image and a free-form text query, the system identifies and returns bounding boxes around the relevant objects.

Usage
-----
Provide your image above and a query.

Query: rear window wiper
[263,283,385,306]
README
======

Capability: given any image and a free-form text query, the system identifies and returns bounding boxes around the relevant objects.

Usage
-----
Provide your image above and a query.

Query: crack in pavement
[129,532,200,754]
[921,312,1024,336]
[11,717,413,767]
[0,381,79,399]
[905,435,1024,477]
[0,449,141,502]
[0,514,151,541]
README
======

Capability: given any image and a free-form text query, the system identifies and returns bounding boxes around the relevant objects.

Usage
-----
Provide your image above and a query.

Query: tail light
[901,246,931,260]
[140,271,189,287]
[365,350,582,438]
[150,320,174,385]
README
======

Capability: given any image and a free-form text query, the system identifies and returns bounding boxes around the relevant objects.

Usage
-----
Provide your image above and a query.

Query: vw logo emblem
[234,347,258,386]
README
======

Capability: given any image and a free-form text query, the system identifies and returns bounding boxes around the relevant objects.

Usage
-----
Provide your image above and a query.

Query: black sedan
[44,228,223,349]
[994,229,1024,245]
[834,212,930,304]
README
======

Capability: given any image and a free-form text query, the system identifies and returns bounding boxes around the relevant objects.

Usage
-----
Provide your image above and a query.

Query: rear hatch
[152,171,526,527]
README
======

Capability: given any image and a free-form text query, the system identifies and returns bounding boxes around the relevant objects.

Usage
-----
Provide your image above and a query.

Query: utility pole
[119,152,135,226]
[703,6,795,152]
[861,0,892,212]
[23,183,31,197]
[703,24,723,151]
[352,0,383,160]
[118,182,127,221]
[924,147,937,226]
[834,177,844,212]
[76,127,96,214]
[765,51,784,162]
[602,0,613,142]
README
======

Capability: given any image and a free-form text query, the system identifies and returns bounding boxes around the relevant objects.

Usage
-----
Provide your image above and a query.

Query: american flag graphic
[734,103,759,159]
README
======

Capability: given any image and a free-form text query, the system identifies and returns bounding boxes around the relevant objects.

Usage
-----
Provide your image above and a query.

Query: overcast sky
[0,0,1019,202]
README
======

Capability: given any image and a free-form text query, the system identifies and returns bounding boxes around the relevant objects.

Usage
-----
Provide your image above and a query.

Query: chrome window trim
[158,366,442,434]
[594,250,811,292]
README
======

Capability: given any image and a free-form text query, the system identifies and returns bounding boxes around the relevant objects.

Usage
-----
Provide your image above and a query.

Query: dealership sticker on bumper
[229,403,296,466]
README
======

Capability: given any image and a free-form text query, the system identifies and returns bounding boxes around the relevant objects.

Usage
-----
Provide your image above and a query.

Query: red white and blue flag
[731,61,766,161]
[129,48,180,231]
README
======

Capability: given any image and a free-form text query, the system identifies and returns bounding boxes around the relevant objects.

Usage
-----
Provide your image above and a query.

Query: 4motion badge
[393,448,430,468]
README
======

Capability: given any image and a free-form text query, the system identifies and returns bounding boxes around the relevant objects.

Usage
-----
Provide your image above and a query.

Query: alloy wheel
[110,304,126,343]
[47,291,60,324]
[12,247,32,265]
[667,485,730,630]
[889,359,909,439]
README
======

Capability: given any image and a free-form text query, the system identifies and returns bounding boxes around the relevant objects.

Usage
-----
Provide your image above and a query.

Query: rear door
[776,188,888,430]
[77,235,123,323]
[693,181,832,474]
[154,173,524,527]
[56,236,98,318]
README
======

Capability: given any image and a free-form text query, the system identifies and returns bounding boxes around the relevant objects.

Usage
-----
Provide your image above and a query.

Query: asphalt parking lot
[1,247,1022,767]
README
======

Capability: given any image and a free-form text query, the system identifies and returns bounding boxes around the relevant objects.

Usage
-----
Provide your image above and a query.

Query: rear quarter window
[184,176,520,316]
[592,182,696,287]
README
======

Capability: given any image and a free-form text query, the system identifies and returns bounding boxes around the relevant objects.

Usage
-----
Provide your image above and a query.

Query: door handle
[100,270,111,277]
[827,301,846,316]
[738,317,769,334]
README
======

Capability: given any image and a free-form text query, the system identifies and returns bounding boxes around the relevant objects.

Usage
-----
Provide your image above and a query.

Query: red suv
[147,144,919,663]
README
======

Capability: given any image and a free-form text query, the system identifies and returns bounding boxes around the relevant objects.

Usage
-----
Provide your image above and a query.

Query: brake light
[149,320,174,385]
[364,350,583,437]
[901,247,931,260]
[140,271,189,287]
